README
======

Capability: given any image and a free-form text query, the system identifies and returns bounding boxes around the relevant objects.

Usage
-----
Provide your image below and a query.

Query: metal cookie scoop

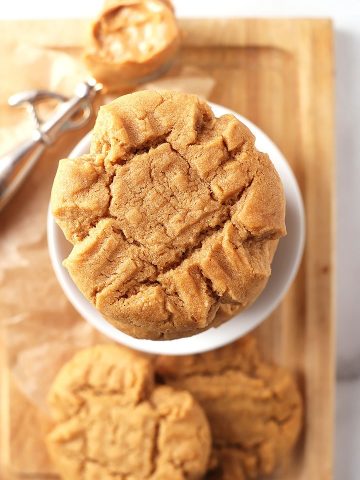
[0,78,102,213]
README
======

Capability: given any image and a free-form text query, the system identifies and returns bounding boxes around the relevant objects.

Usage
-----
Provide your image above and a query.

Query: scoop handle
[0,79,102,213]
[0,136,46,211]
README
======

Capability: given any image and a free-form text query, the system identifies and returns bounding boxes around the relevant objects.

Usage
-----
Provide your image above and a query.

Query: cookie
[84,0,180,91]
[47,344,211,480]
[156,336,303,479]
[51,90,286,340]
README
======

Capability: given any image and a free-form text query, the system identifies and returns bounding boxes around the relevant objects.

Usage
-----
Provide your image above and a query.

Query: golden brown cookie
[51,90,286,340]
[47,344,211,480]
[156,336,303,479]
[84,0,180,91]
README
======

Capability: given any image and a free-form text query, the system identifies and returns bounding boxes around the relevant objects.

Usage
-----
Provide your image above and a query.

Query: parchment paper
[0,19,215,418]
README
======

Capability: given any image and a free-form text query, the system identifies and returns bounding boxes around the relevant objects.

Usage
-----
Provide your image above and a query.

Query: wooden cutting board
[0,18,334,480]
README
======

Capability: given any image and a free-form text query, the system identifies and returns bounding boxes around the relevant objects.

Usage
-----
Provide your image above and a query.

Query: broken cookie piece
[51,90,286,340]
[47,344,211,480]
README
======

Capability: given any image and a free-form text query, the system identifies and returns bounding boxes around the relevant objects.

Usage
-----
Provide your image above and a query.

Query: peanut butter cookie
[47,344,211,480]
[51,91,286,340]
[156,336,303,479]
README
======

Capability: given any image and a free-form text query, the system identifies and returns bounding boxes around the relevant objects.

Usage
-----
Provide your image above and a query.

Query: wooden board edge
[301,19,335,479]
[0,331,10,476]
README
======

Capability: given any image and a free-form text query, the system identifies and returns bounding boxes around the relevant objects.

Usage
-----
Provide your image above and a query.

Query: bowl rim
[47,101,305,355]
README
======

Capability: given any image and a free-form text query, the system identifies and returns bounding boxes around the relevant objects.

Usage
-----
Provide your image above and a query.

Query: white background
[1,0,360,478]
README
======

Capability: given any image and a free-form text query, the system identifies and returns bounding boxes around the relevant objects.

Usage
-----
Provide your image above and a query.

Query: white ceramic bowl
[47,102,305,356]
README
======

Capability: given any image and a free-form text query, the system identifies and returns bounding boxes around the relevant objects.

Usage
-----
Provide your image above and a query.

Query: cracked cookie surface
[47,344,211,480]
[51,90,286,339]
[156,336,303,479]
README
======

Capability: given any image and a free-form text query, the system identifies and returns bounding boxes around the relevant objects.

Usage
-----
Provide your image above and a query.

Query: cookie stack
[47,338,302,480]
[51,90,285,340]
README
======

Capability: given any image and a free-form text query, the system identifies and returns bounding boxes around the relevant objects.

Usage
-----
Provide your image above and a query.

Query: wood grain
[0,18,335,480]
